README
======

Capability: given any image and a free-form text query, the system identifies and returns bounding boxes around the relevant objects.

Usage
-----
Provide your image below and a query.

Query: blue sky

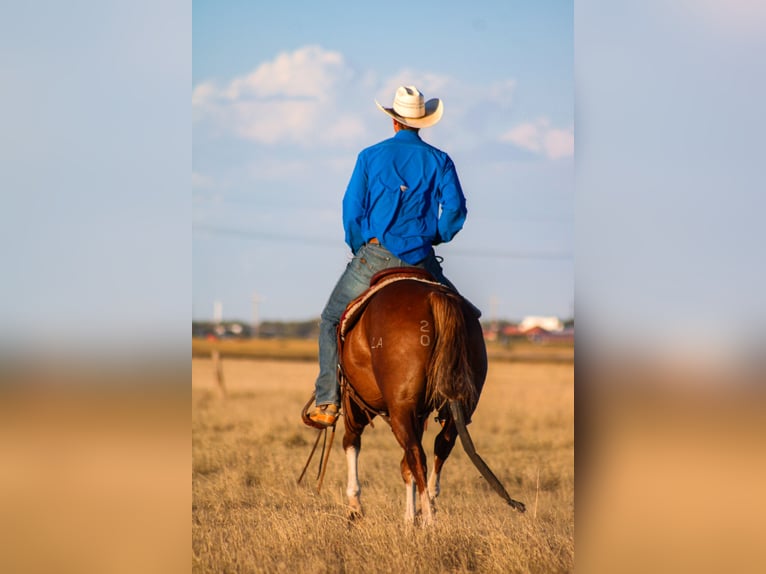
[192,1,574,322]
[3,0,761,357]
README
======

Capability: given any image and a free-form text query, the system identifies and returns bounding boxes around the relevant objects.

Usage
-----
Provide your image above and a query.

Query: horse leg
[400,458,417,522]
[392,415,434,525]
[342,425,364,519]
[429,417,458,502]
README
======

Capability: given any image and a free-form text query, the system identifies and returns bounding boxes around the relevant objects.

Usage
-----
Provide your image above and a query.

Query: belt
[367,237,380,245]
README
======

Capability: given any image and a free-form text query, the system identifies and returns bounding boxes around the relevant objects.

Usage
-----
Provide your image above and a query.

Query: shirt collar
[394,130,422,142]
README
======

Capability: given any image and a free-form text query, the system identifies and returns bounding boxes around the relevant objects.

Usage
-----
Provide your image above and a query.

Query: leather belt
[367,237,380,245]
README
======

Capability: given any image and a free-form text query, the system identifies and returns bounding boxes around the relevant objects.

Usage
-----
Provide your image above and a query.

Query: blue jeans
[314,243,455,406]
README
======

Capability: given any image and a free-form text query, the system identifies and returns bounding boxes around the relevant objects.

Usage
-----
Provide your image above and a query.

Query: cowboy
[308,85,468,428]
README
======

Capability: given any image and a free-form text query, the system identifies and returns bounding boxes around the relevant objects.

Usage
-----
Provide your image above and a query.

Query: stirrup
[309,404,339,427]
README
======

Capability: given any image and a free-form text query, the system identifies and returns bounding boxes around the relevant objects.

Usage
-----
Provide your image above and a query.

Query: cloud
[544,127,575,159]
[192,45,364,147]
[499,118,574,159]
[224,46,347,101]
[193,45,539,156]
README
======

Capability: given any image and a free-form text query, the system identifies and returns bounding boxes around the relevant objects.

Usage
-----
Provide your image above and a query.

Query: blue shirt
[342,130,467,264]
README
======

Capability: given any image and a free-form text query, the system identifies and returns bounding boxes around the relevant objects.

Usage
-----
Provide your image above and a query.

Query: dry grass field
[192,357,573,573]
[191,337,574,364]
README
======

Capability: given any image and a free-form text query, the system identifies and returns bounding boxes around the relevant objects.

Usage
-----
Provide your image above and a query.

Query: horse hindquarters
[339,280,477,525]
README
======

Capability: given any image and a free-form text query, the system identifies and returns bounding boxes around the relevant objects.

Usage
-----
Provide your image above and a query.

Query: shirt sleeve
[342,154,367,254]
[436,157,467,243]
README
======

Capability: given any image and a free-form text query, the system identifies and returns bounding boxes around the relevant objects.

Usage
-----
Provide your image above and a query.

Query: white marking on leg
[404,478,417,523]
[345,446,362,514]
[428,469,441,500]
[420,488,434,525]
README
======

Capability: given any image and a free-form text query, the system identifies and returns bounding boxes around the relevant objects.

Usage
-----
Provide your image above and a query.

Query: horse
[330,269,526,524]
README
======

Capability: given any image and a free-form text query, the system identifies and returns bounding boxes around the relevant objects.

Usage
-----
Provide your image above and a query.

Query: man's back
[343,129,466,264]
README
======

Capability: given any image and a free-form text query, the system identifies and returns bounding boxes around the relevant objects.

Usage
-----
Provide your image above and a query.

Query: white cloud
[501,121,545,153]
[193,45,563,159]
[499,118,574,159]
[191,82,217,107]
[225,45,346,101]
[192,45,364,147]
[544,127,575,159]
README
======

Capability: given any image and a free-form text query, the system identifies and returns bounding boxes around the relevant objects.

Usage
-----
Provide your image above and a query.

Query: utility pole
[489,294,500,340]
[251,292,262,338]
[213,300,224,337]
[211,299,226,395]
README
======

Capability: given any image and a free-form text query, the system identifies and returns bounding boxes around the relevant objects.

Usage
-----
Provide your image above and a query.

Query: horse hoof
[418,515,435,527]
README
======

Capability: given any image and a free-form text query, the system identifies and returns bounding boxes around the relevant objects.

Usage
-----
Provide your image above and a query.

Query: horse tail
[426,289,478,412]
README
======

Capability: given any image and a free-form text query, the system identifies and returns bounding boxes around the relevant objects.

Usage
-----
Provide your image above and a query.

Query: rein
[296,375,388,493]
[297,392,336,494]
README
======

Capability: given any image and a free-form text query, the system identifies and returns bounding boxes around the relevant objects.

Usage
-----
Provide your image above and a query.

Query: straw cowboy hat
[375,85,443,129]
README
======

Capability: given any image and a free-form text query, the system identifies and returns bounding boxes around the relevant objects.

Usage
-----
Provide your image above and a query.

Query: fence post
[211,349,227,397]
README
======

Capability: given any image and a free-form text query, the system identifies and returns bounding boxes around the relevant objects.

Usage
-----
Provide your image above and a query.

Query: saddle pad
[339,269,446,340]
[369,266,435,287]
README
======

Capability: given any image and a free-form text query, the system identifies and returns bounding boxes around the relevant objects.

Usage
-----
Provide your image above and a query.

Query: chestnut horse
[338,272,526,524]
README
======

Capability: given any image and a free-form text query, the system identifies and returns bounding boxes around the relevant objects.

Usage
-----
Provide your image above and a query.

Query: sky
[192,1,574,323]
[2,0,762,356]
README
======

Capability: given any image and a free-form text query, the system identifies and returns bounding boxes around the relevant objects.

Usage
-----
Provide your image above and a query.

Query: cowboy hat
[375,86,443,129]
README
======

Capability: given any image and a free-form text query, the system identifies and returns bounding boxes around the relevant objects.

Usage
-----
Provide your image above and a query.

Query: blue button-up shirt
[342,130,467,265]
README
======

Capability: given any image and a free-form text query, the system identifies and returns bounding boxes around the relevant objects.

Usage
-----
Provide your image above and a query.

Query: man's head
[376,86,443,129]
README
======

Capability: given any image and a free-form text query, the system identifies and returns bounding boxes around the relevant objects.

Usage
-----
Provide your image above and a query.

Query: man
[309,85,468,428]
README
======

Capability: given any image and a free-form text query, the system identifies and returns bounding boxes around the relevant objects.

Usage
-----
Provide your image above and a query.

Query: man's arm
[342,155,367,254]
[436,157,467,244]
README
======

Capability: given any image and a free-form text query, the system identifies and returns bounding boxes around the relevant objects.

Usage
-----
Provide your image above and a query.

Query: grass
[192,337,573,364]
[192,358,573,573]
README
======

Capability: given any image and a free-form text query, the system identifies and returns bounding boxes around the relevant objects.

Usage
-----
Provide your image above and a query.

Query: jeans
[314,243,455,406]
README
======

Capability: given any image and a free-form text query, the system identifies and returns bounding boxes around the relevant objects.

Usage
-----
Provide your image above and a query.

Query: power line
[193,224,340,247]
[445,247,573,261]
[192,223,572,261]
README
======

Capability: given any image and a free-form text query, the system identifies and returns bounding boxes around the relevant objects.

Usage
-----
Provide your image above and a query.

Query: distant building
[192,321,251,339]
[518,316,564,333]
